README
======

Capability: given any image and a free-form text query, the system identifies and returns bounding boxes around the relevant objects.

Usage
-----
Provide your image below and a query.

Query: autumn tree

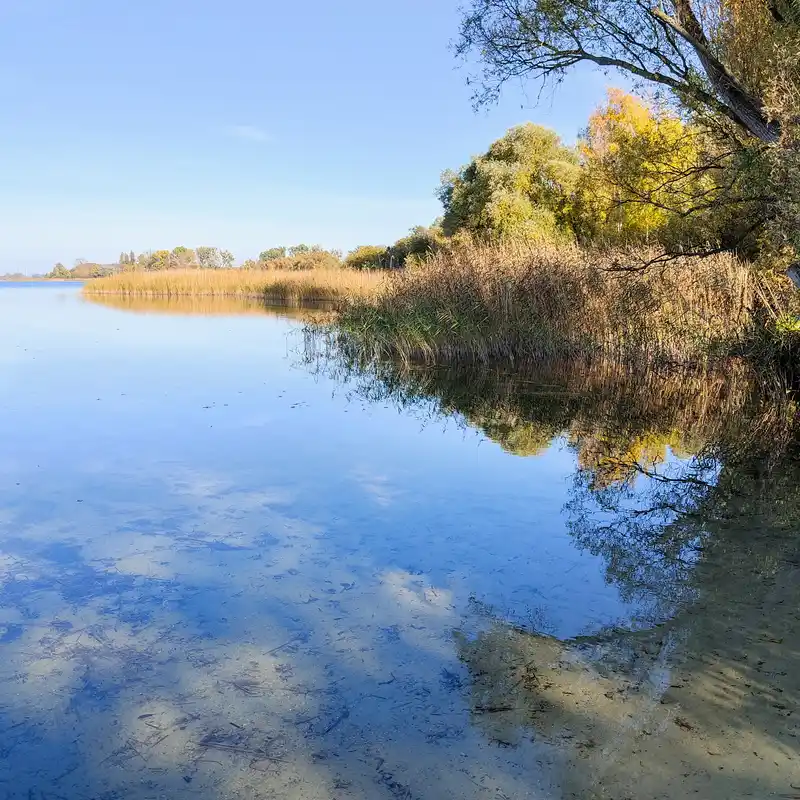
[196,246,221,269]
[456,0,800,143]
[144,250,171,271]
[439,123,580,240]
[573,90,715,245]
[456,0,800,271]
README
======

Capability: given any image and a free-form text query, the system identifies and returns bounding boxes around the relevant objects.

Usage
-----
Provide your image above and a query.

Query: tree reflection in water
[305,328,800,798]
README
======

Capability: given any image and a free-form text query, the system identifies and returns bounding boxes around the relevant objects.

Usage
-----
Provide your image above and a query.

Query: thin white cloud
[225,124,270,143]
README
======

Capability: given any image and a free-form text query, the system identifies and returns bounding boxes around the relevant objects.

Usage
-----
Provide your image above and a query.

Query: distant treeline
[48,232,445,278]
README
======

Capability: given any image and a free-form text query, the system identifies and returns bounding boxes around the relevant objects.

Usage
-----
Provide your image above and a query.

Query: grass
[83,268,386,306]
[338,239,795,366]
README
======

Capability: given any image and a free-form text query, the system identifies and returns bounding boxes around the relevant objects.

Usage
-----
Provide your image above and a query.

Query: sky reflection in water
[0,284,796,799]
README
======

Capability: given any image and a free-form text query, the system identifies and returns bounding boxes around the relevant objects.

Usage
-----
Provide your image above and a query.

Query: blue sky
[0,0,613,273]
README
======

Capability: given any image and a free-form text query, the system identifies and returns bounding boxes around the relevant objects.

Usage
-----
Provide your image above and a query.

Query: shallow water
[0,283,797,799]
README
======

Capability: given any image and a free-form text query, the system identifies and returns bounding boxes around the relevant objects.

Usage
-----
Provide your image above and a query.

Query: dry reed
[340,239,767,365]
[83,268,386,305]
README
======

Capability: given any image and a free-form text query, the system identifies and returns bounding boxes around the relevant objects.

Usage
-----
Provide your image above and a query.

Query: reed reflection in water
[84,292,336,318]
[304,327,800,799]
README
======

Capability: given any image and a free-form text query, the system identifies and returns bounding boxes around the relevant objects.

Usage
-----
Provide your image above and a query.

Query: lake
[0,282,797,799]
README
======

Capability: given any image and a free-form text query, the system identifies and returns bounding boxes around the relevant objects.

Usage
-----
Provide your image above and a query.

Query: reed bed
[83,268,386,305]
[339,239,770,365]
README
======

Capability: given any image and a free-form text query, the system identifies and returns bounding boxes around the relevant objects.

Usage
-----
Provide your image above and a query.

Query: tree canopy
[439,123,579,240]
[48,263,71,279]
[574,89,711,244]
[344,245,387,270]
[457,0,800,143]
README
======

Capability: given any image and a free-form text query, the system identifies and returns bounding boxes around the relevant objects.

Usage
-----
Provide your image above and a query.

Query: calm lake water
[0,282,797,799]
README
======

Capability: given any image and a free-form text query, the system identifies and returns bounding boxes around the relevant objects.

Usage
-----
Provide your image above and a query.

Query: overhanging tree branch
[458,0,784,142]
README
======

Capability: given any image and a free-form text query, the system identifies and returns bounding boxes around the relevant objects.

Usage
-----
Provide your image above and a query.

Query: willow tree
[458,0,800,272]
[438,123,580,240]
[458,0,798,142]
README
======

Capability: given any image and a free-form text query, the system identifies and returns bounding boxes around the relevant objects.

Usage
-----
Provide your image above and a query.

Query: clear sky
[0,0,613,273]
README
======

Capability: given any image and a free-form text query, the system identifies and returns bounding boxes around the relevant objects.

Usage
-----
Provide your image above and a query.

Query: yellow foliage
[575,89,708,245]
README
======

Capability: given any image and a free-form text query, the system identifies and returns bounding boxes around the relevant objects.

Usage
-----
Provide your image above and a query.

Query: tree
[387,225,445,267]
[288,244,319,257]
[170,246,197,269]
[344,245,387,270]
[438,123,580,240]
[48,262,71,279]
[119,252,127,265]
[456,0,800,143]
[573,90,711,245]
[264,249,342,271]
[136,250,171,271]
[220,249,234,269]
[458,2,800,274]
[129,250,135,264]
[259,247,287,261]
[196,246,222,269]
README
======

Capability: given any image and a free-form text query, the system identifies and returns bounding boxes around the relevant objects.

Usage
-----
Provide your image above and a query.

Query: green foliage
[169,246,197,269]
[454,0,800,273]
[345,245,387,270]
[259,247,287,261]
[439,124,579,241]
[387,225,445,267]
[266,249,342,271]
[48,263,71,279]
[144,250,171,271]
[776,313,800,335]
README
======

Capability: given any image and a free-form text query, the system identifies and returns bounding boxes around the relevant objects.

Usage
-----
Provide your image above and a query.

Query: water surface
[0,284,797,799]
